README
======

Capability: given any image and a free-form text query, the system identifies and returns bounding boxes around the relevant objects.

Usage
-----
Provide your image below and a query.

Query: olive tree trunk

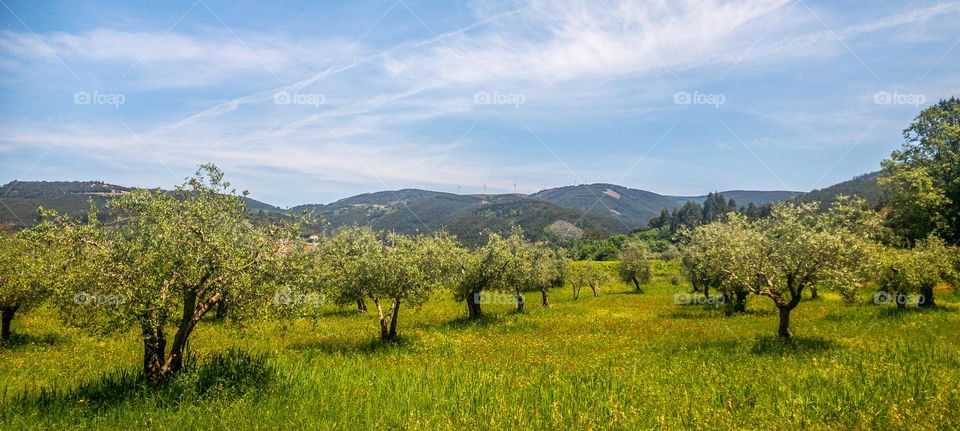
[919,285,936,308]
[733,291,748,313]
[515,294,525,313]
[2,305,18,341]
[631,277,642,293]
[894,291,908,309]
[142,325,167,386]
[540,287,549,307]
[357,299,368,313]
[466,289,482,319]
[777,306,793,339]
[387,298,401,341]
[141,292,220,386]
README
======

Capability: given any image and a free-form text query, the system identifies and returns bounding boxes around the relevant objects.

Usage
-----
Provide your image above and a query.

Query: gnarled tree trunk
[387,298,401,341]
[894,291,908,309]
[1,305,17,341]
[515,294,525,313]
[631,277,642,293]
[919,285,935,308]
[809,286,819,300]
[777,306,793,339]
[142,324,167,386]
[733,291,748,313]
[373,298,390,340]
[540,287,549,307]
[466,289,482,319]
[590,283,599,298]
[357,299,368,313]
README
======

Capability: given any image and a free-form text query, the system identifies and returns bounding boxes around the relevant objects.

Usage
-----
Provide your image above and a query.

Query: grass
[2,260,959,430]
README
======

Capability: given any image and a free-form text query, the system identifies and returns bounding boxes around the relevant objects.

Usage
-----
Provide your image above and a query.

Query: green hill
[797,172,885,208]
[0,181,284,229]
[532,184,802,226]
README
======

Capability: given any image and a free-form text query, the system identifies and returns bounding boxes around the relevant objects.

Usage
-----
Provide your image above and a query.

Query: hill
[292,189,628,246]
[797,172,885,208]
[532,184,802,227]
[1,178,861,242]
[0,181,284,228]
[290,189,481,234]
[443,195,628,247]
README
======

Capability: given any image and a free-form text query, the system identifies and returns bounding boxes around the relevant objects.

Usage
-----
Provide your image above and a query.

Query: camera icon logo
[873,91,892,105]
[74,91,92,105]
[273,90,292,105]
[873,291,892,305]
[673,91,692,105]
[473,91,492,105]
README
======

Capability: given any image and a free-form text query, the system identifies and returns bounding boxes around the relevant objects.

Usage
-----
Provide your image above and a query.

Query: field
[2,261,959,430]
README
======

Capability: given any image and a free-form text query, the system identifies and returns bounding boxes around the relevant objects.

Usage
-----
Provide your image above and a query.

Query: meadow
[2,261,958,430]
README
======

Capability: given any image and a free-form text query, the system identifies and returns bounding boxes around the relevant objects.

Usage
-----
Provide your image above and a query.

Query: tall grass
[2,262,958,430]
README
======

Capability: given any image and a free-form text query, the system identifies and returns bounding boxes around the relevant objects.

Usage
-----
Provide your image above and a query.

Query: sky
[0,0,958,207]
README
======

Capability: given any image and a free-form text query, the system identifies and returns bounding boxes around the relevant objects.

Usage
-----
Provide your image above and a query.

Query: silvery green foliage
[681,198,883,336]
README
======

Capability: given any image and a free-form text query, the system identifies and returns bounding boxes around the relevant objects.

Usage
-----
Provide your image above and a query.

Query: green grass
[2,261,959,430]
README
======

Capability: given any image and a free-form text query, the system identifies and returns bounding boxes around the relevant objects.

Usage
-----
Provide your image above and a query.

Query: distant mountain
[0,181,284,228]
[290,189,482,234]
[1,177,868,244]
[797,171,885,208]
[531,184,677,228]
[443,195,628,247]
[532,184,802,227]
[291,189,627,246]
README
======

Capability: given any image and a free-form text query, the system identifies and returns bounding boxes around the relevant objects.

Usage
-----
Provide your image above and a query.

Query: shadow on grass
[0,332,66,349]
[288,336,410,355]
[440,313,506,330]
[693,336,840,356]
[3,349,274,412]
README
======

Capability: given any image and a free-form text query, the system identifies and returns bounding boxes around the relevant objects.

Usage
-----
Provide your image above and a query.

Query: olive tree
[371,231,462,341]
[686,202,874,339]
[680,217,755,313]
[315,226,384,314]
[876,237,958,308]
[0,233,50,341]
[50,164,301,385]
[618,240,652,293]
[528,246,568,308]
[568,262,609,299]
[456,230,528,319]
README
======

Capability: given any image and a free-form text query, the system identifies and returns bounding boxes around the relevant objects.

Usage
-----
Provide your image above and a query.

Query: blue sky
[1,0,958,207]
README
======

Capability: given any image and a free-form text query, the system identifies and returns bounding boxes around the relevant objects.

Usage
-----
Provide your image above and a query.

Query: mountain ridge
[3,178,870,246]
